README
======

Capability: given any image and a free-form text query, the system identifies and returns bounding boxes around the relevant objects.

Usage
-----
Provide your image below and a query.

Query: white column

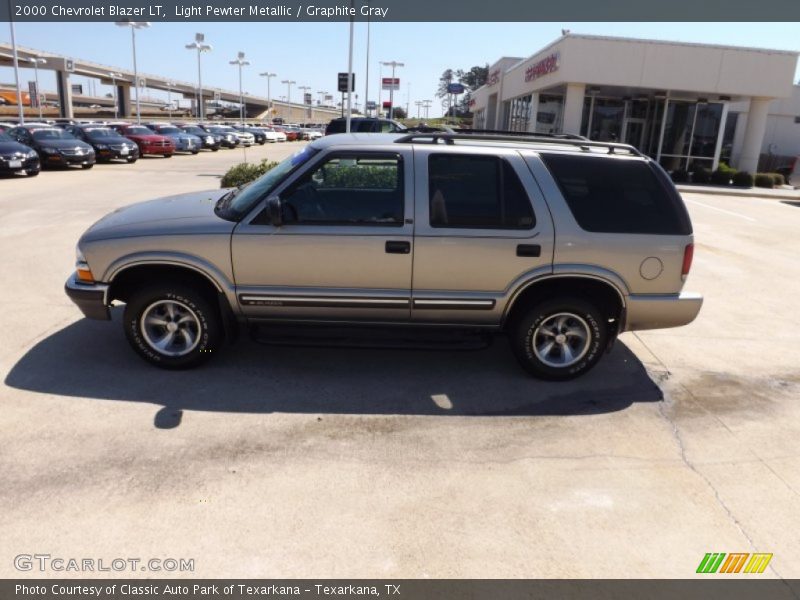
[737,97,772,174]
[562,83,585,135]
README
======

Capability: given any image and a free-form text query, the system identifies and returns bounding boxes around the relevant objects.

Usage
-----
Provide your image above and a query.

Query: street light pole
[298,85,311,121]
[380,61,404,120]
[259,72,276,111]
[229,52,251,126]
[346,3,354,133]
[27,57,47,120]
[364,0,370,116]
[281,79,295,105]
[9,19,25,124]
[115,20,150,124]
[109,72,122,119]
[185,34,212,121]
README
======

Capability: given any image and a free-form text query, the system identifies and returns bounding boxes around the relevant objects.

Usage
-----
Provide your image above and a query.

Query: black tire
[82,163,94,169]
[26,169,40,177]
[163,153,172,158]
[211,147,219,152]
[123,284,223,369]
[191,150,199,155]
[509,297,607,380]
[126,157,137,163]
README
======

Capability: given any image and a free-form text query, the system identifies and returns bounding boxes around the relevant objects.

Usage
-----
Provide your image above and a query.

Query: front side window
[428,154,535,230]
[281,154,403,226]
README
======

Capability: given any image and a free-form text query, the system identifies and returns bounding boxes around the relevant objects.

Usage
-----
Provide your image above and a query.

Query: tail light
[681,243,694,281]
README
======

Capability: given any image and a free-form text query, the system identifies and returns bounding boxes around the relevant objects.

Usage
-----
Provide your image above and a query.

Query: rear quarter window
[540,154,691,235]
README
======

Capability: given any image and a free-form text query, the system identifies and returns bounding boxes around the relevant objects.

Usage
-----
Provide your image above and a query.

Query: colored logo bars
[696,552,773,574]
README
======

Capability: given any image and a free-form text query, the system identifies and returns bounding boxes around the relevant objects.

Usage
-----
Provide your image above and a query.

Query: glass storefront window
[535,94,563,134]
[659,100,724,172]
[719,112,738,165]
[507,95,532,132]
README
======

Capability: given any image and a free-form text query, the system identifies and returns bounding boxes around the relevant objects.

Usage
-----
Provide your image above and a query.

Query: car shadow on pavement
[5,311,663,428]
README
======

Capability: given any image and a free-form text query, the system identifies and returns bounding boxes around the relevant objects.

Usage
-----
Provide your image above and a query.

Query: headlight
[75,246,95,284]
[26,150,38,158]
[95,144,108,150]
[206,136,214,143]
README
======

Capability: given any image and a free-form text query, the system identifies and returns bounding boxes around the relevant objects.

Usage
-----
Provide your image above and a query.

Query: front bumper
[623,291,703,332]
[44,153,95,166]
[65,274,111,321]
[0,155,39,172]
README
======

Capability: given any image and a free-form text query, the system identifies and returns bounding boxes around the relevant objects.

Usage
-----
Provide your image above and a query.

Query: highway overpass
[0,42,341,122]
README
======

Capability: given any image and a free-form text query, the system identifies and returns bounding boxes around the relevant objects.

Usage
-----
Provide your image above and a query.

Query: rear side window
[540,154,691,235]
[428,154,535,229]
[325,120,345,134]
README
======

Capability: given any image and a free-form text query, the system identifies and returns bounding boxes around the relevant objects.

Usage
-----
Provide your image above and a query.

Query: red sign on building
[524,52,560,82]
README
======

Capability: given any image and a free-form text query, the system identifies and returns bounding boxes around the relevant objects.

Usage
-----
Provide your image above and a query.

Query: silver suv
[65,132,702,380]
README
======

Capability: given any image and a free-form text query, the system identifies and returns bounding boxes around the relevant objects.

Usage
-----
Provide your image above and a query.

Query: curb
[675,185,800,201]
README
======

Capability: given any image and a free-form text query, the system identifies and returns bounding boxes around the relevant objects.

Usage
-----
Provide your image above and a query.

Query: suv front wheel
[123,284,222,369]
[510,297,607,380]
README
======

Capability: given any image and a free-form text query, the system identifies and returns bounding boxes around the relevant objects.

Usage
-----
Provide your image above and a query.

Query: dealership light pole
[298,85,311,121]
[281,79,296,105]
[364,1,370,116]
[380,60,404,120]
[259,72,276,109]
[115,20,150,124]
[186,33,212,121]
[27,57,46,120]
[9,19,25,124]
[166,80,175,120]
[109,72,123,119]
[345,4,355,132]
[229,52,251,125]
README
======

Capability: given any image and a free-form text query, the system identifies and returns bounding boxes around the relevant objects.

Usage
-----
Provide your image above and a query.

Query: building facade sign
[524,52,560,82]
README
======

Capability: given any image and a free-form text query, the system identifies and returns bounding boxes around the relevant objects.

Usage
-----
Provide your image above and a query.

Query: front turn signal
[76,262,95,284]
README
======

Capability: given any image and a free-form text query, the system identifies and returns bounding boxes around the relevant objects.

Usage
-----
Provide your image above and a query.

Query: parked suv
[65,132,702,380]
[325,117,407,135]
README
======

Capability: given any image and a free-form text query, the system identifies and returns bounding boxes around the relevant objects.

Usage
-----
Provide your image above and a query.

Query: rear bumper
[64,275,111,321]
[623,291,703,331]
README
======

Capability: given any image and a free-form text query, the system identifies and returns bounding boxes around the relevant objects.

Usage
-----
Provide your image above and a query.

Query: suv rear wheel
[510,297,607,380]
[123,284,222,369]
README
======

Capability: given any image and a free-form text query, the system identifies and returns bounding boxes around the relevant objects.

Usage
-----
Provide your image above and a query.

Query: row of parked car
[0,119,322,178]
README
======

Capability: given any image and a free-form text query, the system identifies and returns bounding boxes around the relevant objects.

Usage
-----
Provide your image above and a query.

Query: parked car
[9,125,95,169]
[216,125,254,146]
[261,125,286,142]
[299,126,323,141]
[201,125,239,149]
[0,130,40,176]
[325,117,407,135]
[65,132,702,379]
[178,125,221,151]
[65,125,139,163]
[148,124,202,154]
[110,124,174,158]
[234,125,267,145]
[273,125,298,141]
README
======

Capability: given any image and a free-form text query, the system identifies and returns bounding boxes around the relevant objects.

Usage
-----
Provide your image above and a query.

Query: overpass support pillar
[56,70,74,119]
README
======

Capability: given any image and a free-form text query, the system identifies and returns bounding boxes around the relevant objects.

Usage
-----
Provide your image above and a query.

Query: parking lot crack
[656,397,786,581]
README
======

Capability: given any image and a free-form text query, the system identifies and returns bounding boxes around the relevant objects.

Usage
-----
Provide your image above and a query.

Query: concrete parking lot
[1,144,798,579]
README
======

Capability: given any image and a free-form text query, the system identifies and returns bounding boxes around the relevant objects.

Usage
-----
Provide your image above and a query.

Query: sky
[2,21,800,117]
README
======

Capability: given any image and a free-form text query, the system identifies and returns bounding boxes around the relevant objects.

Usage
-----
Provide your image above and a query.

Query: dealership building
[470,34,800,174]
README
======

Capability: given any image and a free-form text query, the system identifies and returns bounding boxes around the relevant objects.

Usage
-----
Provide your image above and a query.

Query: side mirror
[267,196,283,227]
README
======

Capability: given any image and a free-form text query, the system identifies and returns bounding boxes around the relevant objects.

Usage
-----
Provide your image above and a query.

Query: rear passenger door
[411,147,554,324]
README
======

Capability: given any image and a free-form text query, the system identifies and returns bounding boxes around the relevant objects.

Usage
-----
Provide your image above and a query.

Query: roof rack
[393,131,645,157]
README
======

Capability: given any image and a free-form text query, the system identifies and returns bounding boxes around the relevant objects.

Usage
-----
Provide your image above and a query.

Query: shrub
[732,171,753,187]
[670,169,689,183]
[220,159,279,188]
[754,173,775,188]
[770,172,786,186]
[691,167,711,184]
[710,169,734,185]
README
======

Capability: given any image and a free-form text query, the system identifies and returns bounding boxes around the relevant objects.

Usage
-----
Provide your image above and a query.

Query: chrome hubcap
[532,312,591,368]
[140,300,201,357]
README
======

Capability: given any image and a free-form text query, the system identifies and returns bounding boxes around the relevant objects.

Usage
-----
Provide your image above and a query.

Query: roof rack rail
[450,128,588,140]
[393,131,645,157]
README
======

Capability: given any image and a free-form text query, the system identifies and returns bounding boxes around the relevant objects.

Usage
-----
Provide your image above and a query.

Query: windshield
[158,126,181,134]
[32,129,75,140]
[125,126,154,135]
[85,128,120,139]
[220,146,319,220]
[183,127,205,135]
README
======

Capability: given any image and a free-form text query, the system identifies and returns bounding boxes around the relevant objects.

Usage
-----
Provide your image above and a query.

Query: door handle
[516,244,541,257]
[385,241,411,254]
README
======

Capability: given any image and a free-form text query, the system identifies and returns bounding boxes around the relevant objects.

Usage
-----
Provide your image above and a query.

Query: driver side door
[231,148,415,322]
